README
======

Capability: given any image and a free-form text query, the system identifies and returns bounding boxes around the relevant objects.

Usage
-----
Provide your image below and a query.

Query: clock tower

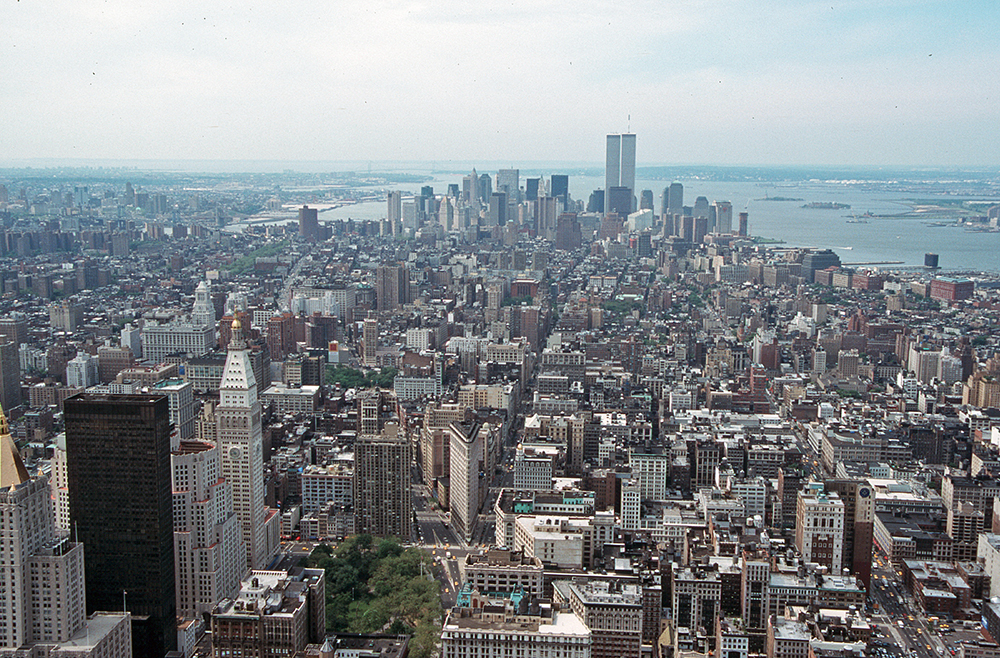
[217,317,278,570]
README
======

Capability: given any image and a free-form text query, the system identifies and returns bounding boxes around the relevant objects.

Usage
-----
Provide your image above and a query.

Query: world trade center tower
[605,133,636,213]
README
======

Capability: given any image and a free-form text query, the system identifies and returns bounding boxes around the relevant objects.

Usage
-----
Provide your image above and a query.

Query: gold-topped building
[1,404,132,656]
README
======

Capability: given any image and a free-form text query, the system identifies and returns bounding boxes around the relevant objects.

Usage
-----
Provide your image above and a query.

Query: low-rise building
[440,595,590,658]
[554,579,642,658]
[460,549,546,599]
[210,568,326,658]
[261,384,320,415]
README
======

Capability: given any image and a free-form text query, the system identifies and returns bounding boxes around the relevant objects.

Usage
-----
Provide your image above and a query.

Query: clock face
[229,447,242,460]
[859,487,871,498]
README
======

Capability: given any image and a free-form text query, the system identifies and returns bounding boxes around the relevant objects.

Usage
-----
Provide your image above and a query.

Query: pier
[842,261,904,266]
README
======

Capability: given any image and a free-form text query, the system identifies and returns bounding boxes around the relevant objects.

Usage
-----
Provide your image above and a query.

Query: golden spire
[229,315,247,350]
[0,403,30,488]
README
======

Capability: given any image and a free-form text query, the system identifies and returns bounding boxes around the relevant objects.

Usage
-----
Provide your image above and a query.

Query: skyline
[3,1,999,168]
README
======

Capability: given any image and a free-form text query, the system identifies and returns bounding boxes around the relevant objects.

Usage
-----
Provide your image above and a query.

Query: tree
[326,365,368,388]
[303,536,442,655]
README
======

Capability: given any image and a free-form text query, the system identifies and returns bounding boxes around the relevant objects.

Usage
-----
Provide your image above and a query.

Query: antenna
[627,114,631,132]
[123,590,127,615]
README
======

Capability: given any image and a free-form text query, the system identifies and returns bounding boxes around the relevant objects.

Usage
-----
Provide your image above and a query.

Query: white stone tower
[192,280,216,328]
[216,318,277,570]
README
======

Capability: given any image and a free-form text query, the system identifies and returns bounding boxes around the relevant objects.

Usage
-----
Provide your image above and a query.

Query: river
[234,170,1000,273]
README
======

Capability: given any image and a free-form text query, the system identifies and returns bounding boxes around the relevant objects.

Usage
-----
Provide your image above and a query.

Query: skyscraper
[605,134,621,200]
[478,173,492,205]
[387,191,401,227]
[824,479,874,588]
[65,392,178,657]
[171,439,243,618]
[606,187,632,216]
[0,341,20,412]
[497,169,520,204]
[794,485,845,573]
[192,280,216,328]
[353,422,412,539]
[550,174,569,202]
[712,200,733,234]
[667,182,684,216]
[2,406,84,649]
[489,192,508,226]
[462,173,477,207]
[605,133,636,213]
[448,421,486,543]
[620,133,636,207]
[639,189,654,210]
[693,196,710,219]
[525,178,540,201]
[375,264,409,312]
[216,318,279,571]
[297,205,319,241]
[2,405,131,657]
[362,316,378,367]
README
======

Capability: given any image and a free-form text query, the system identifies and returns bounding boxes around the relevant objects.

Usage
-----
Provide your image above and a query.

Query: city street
[870,555,948,658]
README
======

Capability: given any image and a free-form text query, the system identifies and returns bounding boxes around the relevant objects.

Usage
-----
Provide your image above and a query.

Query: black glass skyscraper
[64,393,177,658]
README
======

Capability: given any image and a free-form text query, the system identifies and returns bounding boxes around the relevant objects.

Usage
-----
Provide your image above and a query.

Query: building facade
[171,440,243,619]
[795,486,845,572]
[216,319,280,571]
[64,393,177,657]
[353,423,412,539]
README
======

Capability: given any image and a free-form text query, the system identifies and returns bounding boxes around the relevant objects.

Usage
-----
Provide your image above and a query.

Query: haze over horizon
[3,0,998,168]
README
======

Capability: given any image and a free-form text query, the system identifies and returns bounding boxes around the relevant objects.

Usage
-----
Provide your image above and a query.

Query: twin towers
[605,133,637,215]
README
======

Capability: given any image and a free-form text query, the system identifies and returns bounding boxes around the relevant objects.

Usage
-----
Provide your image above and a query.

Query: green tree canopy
[303,536,442,658]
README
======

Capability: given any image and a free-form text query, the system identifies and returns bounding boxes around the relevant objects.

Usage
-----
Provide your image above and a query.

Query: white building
[621,481,641,531]
[216,318,280,570]
[731,478,769,518]
[669,390,694,411]
[171,440,243,618]
[977,532,1000,599]
[50,433,71,532]
[121,323,143,359]
[514,516,584,568]
[142,322,215,363]
[449,422,487,543]
[795,486,845,572]
[513,445,554,491]
[192,280,216,328]
[1,409,132,657]
[405,328,432,351]
[153,378,196,448]
[512,513,616,570]
[261,384,320,415]
[66,352,99,388]
[394,375,442,401]
[459,549,545,599]
[440,604,590,658]
[628,449,670,501]
[300,463,353,515]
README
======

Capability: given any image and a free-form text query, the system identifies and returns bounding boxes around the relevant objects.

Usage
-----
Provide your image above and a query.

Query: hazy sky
[3,0,997,167]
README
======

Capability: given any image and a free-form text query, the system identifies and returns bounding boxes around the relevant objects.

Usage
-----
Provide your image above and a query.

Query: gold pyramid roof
[0,403,30,488]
